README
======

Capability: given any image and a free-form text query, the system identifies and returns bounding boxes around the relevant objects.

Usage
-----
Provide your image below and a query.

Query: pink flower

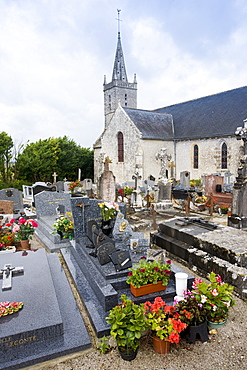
[140,269,146,273]
[128,272,132,276]
[18,218,26,224]
[13,225,20,233]
[192,278,203,289]
[30,221,38,228]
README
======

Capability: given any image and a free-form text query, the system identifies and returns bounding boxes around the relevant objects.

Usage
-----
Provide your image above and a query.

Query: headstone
[156,148,171,179]
[204,174,224,195]
[110,250,132,271]
[180,171,190,188]
[158,182,172,201]
[0,249,90,370]
[56,181,65,192]
[98,157,116,202]
[35,191,72,217]
[0,188,23,214]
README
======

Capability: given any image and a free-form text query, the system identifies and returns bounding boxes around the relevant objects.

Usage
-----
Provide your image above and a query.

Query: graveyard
[0,154,247,369]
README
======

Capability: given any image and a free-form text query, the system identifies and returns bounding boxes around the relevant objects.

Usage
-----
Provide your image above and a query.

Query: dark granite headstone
[0,249,91,370]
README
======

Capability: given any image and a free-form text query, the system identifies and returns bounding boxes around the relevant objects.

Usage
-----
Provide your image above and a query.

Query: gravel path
[29,211,247,370]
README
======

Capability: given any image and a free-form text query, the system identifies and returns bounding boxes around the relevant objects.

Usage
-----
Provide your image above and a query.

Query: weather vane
[116,9,122,33]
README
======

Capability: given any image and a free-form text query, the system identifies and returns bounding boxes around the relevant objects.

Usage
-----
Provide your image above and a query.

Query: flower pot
[19,240,31,250]
[130,282,167,297]
[207,319,226,329]
[187,320,208,344]
[152,335,170,354]
[118,346,138,361]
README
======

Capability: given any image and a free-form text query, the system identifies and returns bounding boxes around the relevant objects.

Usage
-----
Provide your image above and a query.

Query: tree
[15,136,94,183]
[0,132,14,182]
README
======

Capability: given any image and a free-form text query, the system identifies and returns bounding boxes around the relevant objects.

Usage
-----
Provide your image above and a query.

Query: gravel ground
[28,210,247,370]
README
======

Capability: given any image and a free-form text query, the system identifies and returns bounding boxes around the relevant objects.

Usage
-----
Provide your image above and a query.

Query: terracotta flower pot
[152,335,170,354]
[19,240,31,250]
[130,282,167,297]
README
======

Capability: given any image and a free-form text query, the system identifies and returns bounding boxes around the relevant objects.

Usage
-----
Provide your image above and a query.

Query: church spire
[112,11,128,82]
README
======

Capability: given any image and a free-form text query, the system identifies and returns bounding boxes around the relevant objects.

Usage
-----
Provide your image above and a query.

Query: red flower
[140,269,146,273]
[169,331,180,343]
[127,272,133,276]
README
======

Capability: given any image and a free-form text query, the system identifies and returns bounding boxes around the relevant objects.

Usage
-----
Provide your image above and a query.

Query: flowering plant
[0,301,24,318]
[9,218,38,241]
[68,180,82,193]
[52,213,74,239]
[98,201,119,221]
[0,225,15,248]
[126,257,172,288]
[195,196,207,203]
[191,272,235,323]
[144,297,187,343]
[106,294,147,352]
[175,291,207,325]
[123,186,134,196]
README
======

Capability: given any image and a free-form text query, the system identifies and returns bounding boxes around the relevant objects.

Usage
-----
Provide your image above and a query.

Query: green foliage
[126,258,172,288]
[97,336,111,354]
[15,136,93,183]
[0,132,14,183]
[190,179,202,187]
[106,295,147,352]
[176,293,207,325]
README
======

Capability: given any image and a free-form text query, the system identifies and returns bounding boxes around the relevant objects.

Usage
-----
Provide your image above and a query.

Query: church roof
[154,86,247,140]
[123,107,174,140]
[112,32,128,82]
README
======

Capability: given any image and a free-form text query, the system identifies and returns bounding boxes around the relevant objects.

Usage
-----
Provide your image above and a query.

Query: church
[94,29,247,187]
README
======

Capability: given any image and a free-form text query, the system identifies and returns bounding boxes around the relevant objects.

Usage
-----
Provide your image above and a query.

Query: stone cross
[0,263,24,290]
[52,172,57,184]
[104,156,112,171]
[156,148,171,178]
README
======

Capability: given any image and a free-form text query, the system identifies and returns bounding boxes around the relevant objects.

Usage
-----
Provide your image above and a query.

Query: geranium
[98,201,119,221]
[126,258,172,288]
[67,180,82,193]
[10,218,38,241]
[191,271,235,323]
[0,301,24,318]
[144,297,187,343]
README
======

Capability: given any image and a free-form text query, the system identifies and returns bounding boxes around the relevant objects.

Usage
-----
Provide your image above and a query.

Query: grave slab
[0,249,91,370]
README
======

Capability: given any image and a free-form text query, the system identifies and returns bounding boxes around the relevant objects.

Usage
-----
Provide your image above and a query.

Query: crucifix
[116,9,122,33]
[0,263,24,290]
[168,160,176,178]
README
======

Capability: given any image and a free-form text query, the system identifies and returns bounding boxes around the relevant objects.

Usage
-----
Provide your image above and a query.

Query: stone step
[151,219,247,297]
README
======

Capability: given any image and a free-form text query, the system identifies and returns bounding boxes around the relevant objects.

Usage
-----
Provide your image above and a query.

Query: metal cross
[0,264,24,290]
[116,9,122,33]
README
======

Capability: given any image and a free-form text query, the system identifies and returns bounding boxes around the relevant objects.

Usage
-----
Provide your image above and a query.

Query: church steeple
[103,10,137,128]
[112,32,128,82]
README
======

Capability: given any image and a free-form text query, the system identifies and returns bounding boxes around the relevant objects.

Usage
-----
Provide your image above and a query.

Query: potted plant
[10,217,38,250]
[191,272,235,328]
[220,205,229,214]
[126,257,172,297]
[106,294,147,361]
[67,180,82,195]
[98,201,119,236]
[0,224,15,251]
[144,297,187,354]
[52,213,74,239]
[175,290,208,343]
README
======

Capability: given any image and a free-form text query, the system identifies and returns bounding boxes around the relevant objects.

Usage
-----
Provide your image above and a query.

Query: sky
[1,0,247,150]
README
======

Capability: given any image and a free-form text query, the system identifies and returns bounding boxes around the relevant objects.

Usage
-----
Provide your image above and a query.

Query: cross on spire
[116,9,122,34]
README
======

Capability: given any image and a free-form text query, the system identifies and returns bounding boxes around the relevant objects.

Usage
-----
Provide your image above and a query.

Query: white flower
[201,295,207,303]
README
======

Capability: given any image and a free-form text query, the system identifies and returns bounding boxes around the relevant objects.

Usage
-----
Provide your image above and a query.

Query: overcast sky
[1,0,247,149]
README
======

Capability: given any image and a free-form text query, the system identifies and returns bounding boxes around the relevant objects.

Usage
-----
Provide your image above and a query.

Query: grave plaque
[97,243,116,265]
[110,250,132,271]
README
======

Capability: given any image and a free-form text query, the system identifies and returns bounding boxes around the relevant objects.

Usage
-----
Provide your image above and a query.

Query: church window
[109,95,111,110]
[193,144,198,169]
[221,142,227,169]
[125,93,127,106]
[118,132,124,162]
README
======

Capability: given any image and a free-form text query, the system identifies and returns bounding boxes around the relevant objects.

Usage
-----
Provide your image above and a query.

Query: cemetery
[0,145,246,369]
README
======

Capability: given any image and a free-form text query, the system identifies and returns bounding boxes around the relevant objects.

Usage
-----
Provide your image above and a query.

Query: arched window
[118,132,124,162]
[221,142,227,169]
[193,144,198,169]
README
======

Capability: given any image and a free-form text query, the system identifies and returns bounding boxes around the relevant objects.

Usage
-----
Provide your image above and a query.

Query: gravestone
[0,249,91,370]
[98,157,116,202]
[35,191,72,217]
[56,181,65,192]
[204,174,224,195]
[180,171,190,188]
[0,200,13,215]
[0,188,23,215]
